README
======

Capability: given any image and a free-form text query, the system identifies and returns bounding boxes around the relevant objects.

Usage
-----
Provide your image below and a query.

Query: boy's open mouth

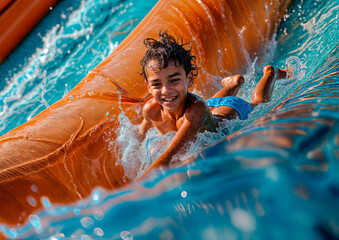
[162,96,178,103]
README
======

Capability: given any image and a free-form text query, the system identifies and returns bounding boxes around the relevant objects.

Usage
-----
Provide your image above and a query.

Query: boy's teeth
[163,97,176,102]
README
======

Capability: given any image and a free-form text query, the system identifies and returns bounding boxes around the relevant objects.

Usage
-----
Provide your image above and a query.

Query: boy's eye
[170,79,180,83]
[151,83,161,87]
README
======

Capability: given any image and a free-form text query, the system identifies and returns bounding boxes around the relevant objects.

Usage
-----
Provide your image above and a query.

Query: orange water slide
[0,0,13,12]
[0,0,291,230]
[0,0,60,63]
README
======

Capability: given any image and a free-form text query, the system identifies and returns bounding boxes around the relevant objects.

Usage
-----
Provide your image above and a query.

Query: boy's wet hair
[141,30,198,81]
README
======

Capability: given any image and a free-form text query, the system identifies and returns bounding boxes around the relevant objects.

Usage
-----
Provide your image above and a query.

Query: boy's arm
[138,99,156,141]
[139,118,153,142]
[141,100,208,176]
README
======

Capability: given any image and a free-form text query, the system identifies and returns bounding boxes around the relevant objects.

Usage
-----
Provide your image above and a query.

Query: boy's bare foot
[211,74,245,98]
[219,74,245,96]
[251,65,289,105]
[221,74,245,88]
[263,65,288,80]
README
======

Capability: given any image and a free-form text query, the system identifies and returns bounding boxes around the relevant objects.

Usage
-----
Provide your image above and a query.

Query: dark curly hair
[140,30,198,81]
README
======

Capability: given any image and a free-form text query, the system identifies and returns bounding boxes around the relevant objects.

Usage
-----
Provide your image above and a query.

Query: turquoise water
[0,0,338,239]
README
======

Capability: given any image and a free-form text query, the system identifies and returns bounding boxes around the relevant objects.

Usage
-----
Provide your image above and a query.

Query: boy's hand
[137,154,170,180]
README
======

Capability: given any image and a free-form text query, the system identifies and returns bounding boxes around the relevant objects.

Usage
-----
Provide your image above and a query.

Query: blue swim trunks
[206,96,253,120]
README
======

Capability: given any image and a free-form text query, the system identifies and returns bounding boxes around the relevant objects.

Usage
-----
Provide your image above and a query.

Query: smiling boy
[140,31,287,176]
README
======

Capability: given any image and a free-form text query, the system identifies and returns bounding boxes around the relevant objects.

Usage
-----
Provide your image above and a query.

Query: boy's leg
[209,74,245,119]
[208,66,287,120]
[251,65,287,105]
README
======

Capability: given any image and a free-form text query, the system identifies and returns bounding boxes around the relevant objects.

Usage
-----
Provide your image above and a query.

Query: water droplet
[311,111,320,117]
[27,196,37,207]
[92,191,100,204]
[230,208,255,232]
[93,228,104,237]
[73,208,80,215]
[80,235,92,240]
[41,196,51,208]
[80,217,94,229]
[31,185,38,192]
[120,231,133,240]
[181,191,187,198]
[50,233,65,239]
[9,228,17,238]
[93,210,104,221]
[29,215,41,229]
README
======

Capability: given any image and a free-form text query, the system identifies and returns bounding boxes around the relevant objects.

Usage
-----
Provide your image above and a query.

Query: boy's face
[145,60,193,113]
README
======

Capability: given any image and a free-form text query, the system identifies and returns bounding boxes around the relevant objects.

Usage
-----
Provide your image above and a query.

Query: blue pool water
[0,0,338,239]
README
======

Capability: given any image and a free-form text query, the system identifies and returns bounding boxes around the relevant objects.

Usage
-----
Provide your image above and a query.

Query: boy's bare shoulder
[185,93,215,131]
[186,93,209,116]
[142,98,161,121]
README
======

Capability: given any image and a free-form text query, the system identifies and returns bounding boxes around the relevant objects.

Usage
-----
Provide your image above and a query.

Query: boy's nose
[161,84,171,94]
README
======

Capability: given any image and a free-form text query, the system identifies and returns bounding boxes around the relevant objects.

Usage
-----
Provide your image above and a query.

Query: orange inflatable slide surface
[0,0,291,228]
[0,0,13,12]
[0,0,60,63]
